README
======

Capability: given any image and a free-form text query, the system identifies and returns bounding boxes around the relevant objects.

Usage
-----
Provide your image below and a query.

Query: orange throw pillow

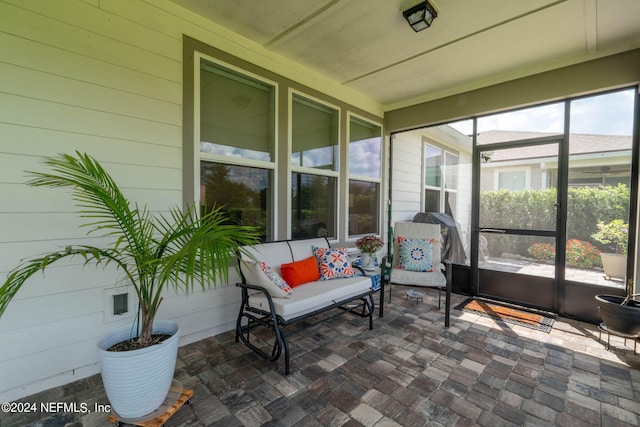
[280,256,320,287]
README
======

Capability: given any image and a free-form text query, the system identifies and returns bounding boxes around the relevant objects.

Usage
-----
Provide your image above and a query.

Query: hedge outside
[479,184,630,262]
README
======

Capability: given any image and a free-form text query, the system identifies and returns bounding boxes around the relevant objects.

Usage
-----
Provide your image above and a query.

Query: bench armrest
[236,282,280,318]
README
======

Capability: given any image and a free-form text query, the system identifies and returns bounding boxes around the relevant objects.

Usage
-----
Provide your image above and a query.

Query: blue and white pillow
[313,246,355,280]
[398,236,434,272]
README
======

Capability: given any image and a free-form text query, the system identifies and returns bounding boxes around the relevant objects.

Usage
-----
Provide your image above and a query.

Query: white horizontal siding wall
[391,128,474,254]
[390,131,423,224]
[0,0,381,402]
[457,151,473,252]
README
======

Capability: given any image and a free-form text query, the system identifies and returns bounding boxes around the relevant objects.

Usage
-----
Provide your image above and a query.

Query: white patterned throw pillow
[240,261,292,298]
[398,236,435,272]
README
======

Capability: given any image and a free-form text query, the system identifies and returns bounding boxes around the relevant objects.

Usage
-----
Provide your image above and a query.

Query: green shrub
[591,219,628,254]
[480,184,629,258]
[566,239,601,268]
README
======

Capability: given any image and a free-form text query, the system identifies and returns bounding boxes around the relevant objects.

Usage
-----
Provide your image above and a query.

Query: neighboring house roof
[478,131,631,163]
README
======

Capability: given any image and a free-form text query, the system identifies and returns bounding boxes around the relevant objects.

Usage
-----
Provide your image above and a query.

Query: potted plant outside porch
[0,152,259,419]
[592,219,628,280]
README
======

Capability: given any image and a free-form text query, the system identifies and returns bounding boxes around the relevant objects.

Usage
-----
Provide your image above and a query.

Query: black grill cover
[413,212,466,265]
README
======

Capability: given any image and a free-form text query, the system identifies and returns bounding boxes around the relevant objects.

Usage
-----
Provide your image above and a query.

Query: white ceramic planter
[97,320,180,419]
[600,253,626,280]
[360,252,378,270]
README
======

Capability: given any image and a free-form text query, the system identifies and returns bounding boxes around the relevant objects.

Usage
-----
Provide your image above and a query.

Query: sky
[449,88,636,137]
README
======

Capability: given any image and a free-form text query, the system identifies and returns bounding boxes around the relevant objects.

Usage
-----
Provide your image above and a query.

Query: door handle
[480,228,506,233]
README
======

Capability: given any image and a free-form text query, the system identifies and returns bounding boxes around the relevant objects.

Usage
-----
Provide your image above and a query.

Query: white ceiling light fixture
[403,1,438,32]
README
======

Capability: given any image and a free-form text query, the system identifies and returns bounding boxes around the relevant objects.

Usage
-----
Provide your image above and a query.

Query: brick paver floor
[3,288,639,426]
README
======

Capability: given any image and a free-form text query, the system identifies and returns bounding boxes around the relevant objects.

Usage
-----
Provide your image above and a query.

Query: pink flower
[356,235,384,254]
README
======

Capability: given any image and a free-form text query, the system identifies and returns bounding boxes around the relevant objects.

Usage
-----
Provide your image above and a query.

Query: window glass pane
[566,88,635,286]
[477,102,564,145]
[445,152,458,190]
[349,180,379,236]
[200,161,271,241]
[425,189,440,212]
[570,89,635,136]
[291,172,336,239]
[411,121,471,265]
[448,119,474,136]
[568,89,634,188]
[200,60,275,161]
[349,117,381,178]
[292,94,338,170]
[498,170,526,190]
[445,191,457,217]
[480,143,558,232]
[480,233,557,279]
[425,145,441,186]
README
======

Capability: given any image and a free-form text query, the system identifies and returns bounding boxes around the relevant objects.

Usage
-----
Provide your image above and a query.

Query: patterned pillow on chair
[398,236,435,272]
[313,247,355,280]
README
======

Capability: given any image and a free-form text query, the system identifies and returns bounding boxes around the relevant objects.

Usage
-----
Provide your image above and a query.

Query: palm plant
[0,152,259,347]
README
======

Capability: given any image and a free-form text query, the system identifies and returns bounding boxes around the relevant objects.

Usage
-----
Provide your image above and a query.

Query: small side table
[405,289,425,304]
[354,265,383,316]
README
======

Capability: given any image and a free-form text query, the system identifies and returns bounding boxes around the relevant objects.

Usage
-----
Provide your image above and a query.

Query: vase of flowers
[356,235,384,270]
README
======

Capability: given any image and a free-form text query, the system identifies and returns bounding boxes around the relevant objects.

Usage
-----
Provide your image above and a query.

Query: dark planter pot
[595,294,640,336]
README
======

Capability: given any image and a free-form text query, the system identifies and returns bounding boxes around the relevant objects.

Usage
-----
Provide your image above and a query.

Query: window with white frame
[199,58,275,241]
[496,168,529,190]
[348,115,382,237]
[424,143,459,216]
[191,46,385,244]
[291,92,339,239]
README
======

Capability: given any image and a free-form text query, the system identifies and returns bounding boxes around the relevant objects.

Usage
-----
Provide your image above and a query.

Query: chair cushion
[247,276,372,321]
[281,256,321,287]
[398,236,435,272]
[313,247,355,280]
[390,267,446,287]
[240,261,292,298]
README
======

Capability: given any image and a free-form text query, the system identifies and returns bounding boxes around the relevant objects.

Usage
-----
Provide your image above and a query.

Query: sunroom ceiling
[171,0,640,110]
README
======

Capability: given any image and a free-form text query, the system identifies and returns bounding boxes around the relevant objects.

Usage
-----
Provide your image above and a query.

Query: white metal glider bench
[235,237,382,374]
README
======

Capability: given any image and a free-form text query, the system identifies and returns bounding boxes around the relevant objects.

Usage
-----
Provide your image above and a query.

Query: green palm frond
[0,246,132,317]
[28,153,136,236]
[153,205,259,290]
[1,152,261,347]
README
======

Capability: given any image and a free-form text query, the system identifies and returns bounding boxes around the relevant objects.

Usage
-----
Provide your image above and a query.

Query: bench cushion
[241,241,293,277]
[247,275,373,321]
[288,238,330,261]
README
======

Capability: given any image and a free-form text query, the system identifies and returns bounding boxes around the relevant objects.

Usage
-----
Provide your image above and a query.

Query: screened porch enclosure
[391,87,638,321]
[2,0,640,410]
